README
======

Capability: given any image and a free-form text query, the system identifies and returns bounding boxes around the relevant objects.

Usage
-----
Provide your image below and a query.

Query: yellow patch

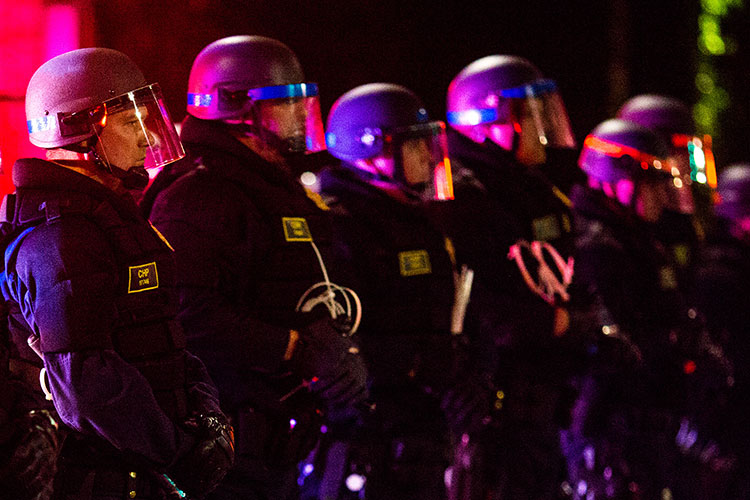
[672,244,691,268]
[128,262,159,293]
[282,217,313,242]
[659,266,678,290]
[399,250,432,276]
[532,214,562,242]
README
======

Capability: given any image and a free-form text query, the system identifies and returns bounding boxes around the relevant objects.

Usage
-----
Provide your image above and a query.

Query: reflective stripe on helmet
[247,82,318,100]
[498,78,558,98]
[187,93,213,107]
[446,108,498,126]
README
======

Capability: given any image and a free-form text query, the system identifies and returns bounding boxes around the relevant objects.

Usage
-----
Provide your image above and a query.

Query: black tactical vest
[183,150,341,328]
[1,164,189,421]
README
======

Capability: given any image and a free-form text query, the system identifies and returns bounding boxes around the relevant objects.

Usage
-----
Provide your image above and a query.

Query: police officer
[617,94,714,285]
[690,163,750,498]
[145,36,368,500]
[439,55,581,499]
[571,118,703,498]
[311,82,475,500]
[2,47,234,499]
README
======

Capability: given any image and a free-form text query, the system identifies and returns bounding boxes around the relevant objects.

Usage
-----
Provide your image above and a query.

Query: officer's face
[257,98,307,145]
[401,137,432,186]
[514,100,546,166]
[636,179,675,223]
[486,100,546,166]
[95,107,151,171]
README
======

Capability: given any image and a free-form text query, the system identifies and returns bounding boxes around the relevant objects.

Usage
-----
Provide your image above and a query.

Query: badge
[398,250,432,276]
[282,217,313,242]
[532,214,562,242]
[128,262,159,293]
[659,266,678,290]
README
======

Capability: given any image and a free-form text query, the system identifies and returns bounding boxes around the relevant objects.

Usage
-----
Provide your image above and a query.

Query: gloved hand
[291,317,369,410]
[0,409,61,500]
[169,412,235,499]
[440,378,493,436]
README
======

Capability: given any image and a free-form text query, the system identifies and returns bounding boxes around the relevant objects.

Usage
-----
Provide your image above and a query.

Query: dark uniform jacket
[319,165,457,393]
[690,220,750,472]
[0,159,220,483]
[147,117,353,483]
[430,130,581,500]
[569,184,701,498]
[434,130,579,368]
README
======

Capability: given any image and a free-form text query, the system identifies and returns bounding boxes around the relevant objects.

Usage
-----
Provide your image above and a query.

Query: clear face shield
[583,134,681,221]
[246,83,326,155]
[388,121,454,201]
[58,84,184,177]
[447,79,576,158]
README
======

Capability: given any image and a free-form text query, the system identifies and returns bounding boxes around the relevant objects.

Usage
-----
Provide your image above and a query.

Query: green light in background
[700,32,726,55]
[701,0,728,16]
[695,72,715,94]
[695,0,744,143]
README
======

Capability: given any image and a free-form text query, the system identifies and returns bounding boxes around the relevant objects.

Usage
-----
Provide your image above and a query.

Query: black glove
[291,318,369,410]
[168,412,235,499]
[440,378,493,436]
[0,409,61,500]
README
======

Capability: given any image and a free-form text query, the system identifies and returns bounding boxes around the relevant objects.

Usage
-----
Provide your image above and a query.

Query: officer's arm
[13,219,193,467]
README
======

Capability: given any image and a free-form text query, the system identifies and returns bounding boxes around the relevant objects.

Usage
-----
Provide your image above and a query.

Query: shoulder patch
[128,262,159,293]
[398,250,432,276]
[532,214,562,242]
[282,217,313,242]
[659,265,678,291]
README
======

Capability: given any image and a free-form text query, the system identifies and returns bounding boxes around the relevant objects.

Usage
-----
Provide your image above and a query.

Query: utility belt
[232,402,324,470]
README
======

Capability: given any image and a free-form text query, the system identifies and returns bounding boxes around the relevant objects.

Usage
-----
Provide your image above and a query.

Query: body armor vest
[1,162,189,421]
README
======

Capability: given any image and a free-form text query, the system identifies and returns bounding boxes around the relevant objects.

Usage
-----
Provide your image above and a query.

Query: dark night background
[92,0,750,167]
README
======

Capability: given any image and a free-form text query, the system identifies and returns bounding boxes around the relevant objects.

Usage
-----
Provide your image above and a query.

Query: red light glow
[683,360,697,374]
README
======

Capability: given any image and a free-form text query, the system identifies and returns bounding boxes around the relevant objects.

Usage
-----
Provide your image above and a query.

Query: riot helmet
[186,35,325,155]
[326,83,453,201]
[26,48,184,188]
[715,164,750,222]
[579,118,679,222]
[446,55,575,166]
[617,94,716,213]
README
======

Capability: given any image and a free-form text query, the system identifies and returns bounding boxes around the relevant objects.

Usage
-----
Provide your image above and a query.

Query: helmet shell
[579,118,671,183]
[446,55,542,125]
[187,35,304,120]
[617,94,694,138]
[26,48,147,148]
[716,163,750,220]
[326,83,429,162]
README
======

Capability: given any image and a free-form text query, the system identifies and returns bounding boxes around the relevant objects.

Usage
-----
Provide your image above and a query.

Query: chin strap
[85,147,150,190]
